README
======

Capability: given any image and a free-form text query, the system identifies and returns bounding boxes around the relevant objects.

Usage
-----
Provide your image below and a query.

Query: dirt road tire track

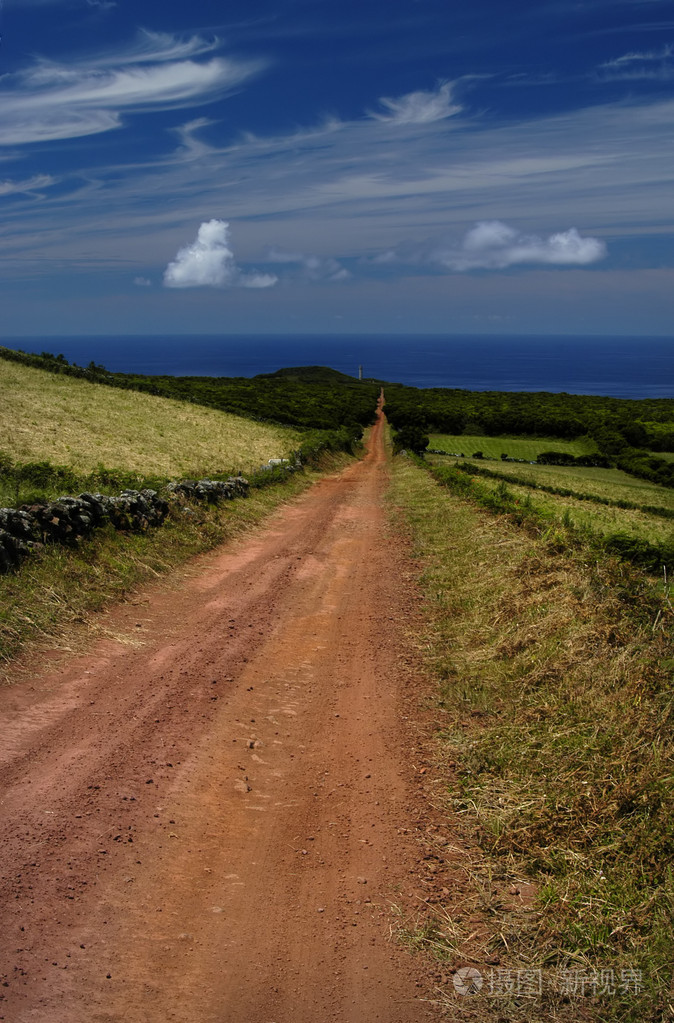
[0,409,442,1023]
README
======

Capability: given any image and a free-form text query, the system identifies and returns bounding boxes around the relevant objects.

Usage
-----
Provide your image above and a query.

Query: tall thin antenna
[358,364,363,381]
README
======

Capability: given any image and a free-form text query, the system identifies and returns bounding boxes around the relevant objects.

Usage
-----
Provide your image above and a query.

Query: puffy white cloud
[265,248,350,282]
[447,221,606,269]
[163,220,277,289]
[0,34,263,146]
[133,276,152,287]
[371,81,462,125]
[378,221,606,271]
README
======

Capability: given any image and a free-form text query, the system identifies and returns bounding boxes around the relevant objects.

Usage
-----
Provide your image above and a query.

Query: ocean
[2,334,673,399]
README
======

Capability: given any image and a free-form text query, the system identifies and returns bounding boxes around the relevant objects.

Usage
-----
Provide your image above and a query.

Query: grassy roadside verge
[388,454,673,1021]
[0,453,351,677]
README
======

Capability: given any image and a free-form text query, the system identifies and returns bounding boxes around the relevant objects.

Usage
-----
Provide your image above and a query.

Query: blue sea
[2,334,673,399]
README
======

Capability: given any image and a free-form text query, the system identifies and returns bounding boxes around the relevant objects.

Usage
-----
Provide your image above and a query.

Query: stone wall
[0,476,251,574]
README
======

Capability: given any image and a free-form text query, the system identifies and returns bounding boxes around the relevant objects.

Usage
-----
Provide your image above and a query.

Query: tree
[395,425,430,455]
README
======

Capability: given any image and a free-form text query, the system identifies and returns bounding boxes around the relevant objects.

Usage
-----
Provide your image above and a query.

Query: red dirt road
[0,408,440,1023]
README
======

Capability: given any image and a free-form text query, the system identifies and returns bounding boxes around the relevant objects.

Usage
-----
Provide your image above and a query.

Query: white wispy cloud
[133,276,152,287]
[370,81,462,124]
[163,220,278,289]
[0,173,55,196]
[4,0,113,6]
[1,88,671,282]
[598,43,674,79]
[600,43,673,67]
[265,248,350,282]
[88,29,220,67]
[0,33,263,146]
[427,221,607,270]
[172,118,219,159]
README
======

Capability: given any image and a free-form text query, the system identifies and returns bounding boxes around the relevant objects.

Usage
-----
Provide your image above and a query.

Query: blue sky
[1,0,673,336]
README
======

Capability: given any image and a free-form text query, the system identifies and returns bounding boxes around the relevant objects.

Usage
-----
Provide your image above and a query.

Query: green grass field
[0,359,303,479]
[428,432,597,460]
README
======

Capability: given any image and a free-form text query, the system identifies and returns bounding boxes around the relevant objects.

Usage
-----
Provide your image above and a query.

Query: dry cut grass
[0,359,302,476]
[389,455,674,1022]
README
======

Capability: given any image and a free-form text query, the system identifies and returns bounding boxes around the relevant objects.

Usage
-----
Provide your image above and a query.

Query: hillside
[0,348,380,433]
[0,359,303,478]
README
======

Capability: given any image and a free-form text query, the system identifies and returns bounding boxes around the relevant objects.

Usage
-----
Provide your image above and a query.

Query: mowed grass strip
[389,455,673,1022]
[0,359,303,476]
[474,475,674,546]
[448,458,674,511]
[428,433,597,460]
